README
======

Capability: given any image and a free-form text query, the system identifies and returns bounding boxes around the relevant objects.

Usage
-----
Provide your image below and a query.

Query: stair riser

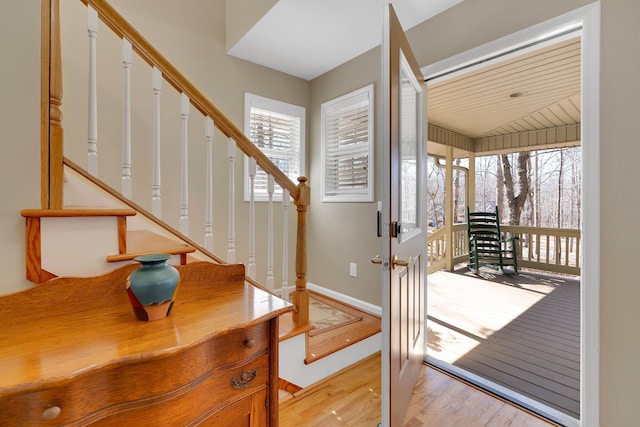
[41,216,126,277]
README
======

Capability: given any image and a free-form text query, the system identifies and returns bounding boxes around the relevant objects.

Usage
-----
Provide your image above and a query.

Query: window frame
[243,93,306,202]
[320,84,375,203]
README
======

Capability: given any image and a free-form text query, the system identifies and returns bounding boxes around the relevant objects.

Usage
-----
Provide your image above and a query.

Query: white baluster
[87,6,99,176]
[227,138,236,263]
[281,189,290,301]
[151,67,162,218]
[204,117,214,251]
[247,157,257,280]
[266,175,275,291]
[179,93,190,235]
[121,39,132,198]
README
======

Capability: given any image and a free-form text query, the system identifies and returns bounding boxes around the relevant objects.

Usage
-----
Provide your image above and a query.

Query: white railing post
[247,157,257,279]
[179,93,190,235]
[281,189,290,301]
[121,39,132,198]
[87,6,99,176]
[204,117,214,251]
[266,175,274,291]
[151,66,162,218]
[227,138,236,263]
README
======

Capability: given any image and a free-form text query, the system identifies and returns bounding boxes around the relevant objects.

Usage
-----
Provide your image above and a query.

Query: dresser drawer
[89,353,271,426]
[0,323,270,426]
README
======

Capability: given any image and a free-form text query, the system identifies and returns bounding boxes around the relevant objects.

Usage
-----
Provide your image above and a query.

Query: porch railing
[428,223,581,276]
[42,0,309,323]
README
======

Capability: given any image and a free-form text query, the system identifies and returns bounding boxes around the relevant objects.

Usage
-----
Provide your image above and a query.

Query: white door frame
[421,3,600,427]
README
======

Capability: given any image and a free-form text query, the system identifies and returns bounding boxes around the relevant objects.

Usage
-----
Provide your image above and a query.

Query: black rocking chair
[467,206,518,274]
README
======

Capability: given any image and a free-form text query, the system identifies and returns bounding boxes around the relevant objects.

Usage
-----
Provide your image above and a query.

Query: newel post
[42,0,64,209]
[292,177,310,324]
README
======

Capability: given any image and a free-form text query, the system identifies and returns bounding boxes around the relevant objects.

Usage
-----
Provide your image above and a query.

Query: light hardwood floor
[279,352,557,427]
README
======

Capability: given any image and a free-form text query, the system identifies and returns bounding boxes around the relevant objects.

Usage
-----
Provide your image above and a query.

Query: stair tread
[22,208,136,218]
[106,230,195,262]
[279,311,315,341]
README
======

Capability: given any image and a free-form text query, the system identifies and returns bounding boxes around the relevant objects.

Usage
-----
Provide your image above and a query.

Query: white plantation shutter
[321,85,374,202]
[244,94,305,201]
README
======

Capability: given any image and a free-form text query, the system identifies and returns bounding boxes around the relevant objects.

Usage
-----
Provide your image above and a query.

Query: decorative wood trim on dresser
[0,261,292,426]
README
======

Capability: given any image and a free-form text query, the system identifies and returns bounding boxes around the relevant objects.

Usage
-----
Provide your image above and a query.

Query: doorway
[421,4,600,427]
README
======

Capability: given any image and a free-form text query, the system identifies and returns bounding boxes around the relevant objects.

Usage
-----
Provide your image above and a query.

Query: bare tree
[526,153,534,227]
[453,158,462,222]
[475,156,497,211]
[427,156,445,228]
[497,157,504,216]
[557,148,564,228]
[534,150,540,227]
[500,152,531,225]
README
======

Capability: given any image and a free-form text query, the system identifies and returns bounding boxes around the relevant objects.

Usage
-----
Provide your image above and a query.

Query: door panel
[381,4,427,426]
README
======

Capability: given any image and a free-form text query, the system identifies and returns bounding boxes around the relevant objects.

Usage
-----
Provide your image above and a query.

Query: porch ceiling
[427,34,581,157]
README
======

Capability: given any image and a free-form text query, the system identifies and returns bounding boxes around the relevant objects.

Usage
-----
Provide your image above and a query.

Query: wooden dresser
[0,262,292,426]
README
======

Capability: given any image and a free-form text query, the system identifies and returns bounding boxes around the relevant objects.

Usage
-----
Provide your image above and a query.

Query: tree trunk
[557,148,564,228]
[500,152,531,225]
[535,151,541,227]
[497,157,504,217]
[526,154,533,227]
[453,158,461,223]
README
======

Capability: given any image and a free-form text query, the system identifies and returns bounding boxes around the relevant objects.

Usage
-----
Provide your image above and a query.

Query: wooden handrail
[80,0,299,199]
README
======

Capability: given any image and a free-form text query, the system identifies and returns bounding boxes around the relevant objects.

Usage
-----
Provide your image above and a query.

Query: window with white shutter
[244,93,305,201]
[321,84,374,202]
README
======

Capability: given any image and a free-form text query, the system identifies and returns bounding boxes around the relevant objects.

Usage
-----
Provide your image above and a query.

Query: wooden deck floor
[427,267,580,419]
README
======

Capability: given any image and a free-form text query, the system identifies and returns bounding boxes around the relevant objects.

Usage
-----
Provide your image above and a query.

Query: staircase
[30,0,380,395]
[38,0,309,319]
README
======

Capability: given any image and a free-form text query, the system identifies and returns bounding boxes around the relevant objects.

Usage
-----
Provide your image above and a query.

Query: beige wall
[598,1,640,426]
[307,49,382,305]
[0,1,42,294]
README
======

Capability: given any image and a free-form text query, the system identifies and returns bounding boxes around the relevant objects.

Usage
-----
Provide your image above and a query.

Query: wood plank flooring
[279,352,556,427]
[427,267,580,419]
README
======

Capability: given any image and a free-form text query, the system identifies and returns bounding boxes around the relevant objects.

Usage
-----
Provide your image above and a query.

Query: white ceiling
[227,0,464,80]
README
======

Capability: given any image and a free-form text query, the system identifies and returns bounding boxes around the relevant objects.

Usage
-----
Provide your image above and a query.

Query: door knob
[391,254,412,270]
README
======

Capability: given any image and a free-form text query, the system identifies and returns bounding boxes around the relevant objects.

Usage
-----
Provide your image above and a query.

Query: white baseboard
[307,282,382,317]
[279,332,381,389]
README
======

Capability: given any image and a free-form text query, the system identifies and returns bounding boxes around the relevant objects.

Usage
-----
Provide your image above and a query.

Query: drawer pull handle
[244,338,255,348]
[231,369,257,389]
[42,405,61,420]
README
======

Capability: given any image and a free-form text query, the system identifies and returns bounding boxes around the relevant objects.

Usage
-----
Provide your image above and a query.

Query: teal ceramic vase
[126,254,180,321]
